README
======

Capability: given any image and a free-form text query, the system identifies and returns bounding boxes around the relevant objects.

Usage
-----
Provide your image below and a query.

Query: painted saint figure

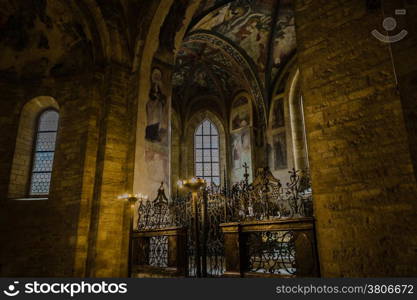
[274,133,287,170]
[272,99,285,129]
[146,68,166,142]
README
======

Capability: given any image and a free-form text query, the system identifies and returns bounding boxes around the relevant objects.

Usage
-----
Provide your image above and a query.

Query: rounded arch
[185,32,267,128]
[184,110,227,185]
[185,95,226,125]
[271,54,298,98]
[66,0,111,64]
[8,96,59,199]
[287,68,309,171]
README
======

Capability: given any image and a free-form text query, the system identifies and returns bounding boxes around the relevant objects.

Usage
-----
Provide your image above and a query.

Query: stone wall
[0,72,102,276]
[0,64,137,277]
[387,0,417,186]
[294,0,417,276]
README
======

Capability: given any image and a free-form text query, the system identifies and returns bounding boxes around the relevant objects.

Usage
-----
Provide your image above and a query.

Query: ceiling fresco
[0,0,94,79]
[193,0,275,75]
[191,0,296,85]
[272,0,297,79]
[173,40,243,102]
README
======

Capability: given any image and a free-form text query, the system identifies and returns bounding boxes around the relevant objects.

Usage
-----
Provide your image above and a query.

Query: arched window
[29,109,59,196]
[194,119,220,186]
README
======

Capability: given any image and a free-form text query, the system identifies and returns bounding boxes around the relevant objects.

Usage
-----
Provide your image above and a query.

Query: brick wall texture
[294,0,417,276]
[0,65,136,277]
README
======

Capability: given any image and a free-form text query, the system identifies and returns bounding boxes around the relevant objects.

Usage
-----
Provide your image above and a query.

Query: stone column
[294,0,417,276]
[85,64,135,277]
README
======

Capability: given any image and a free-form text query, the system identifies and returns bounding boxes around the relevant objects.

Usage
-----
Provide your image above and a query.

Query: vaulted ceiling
[0,0,297,110]
[0,0,161,79]
[172,0,297,121]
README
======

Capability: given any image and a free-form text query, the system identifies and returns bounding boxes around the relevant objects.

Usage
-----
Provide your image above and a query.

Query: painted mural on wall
[145,148,169,188]
[272,0,297,79]
[231,96,251,131]
[194,0,274,74]
[0,0,94,79]
[230,95,253,183]
[271,99,285,129]
[144,62,171,199]
[194,0,296,82]
[145,67,169,145]
[231,127,253,184]
[173,40,242,101]
[273,132,287,170]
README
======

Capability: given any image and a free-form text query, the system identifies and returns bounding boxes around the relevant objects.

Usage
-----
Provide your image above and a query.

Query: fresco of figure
[273,133,287,170]
[272,99,285,129]
[146,68,166,143]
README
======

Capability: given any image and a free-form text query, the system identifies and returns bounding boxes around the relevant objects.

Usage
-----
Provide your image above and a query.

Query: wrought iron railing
[245,230,296,275]
[132,168,317,277]
[220,218,319,277]
[225,168,313,221]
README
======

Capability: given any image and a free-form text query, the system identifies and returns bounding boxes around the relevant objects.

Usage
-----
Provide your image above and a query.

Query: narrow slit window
[195,119,220,186]
[29,110,59,196]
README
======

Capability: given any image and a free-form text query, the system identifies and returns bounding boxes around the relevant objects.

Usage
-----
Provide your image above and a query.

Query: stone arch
[268,61,309,180]
[8,96,59,199]
[286,69,309,171]
[185,31,267,128]
[67,0,111,64]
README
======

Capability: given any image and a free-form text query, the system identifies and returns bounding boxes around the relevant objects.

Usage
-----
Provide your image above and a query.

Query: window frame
[193,119,221,186]
[27,108,60,197]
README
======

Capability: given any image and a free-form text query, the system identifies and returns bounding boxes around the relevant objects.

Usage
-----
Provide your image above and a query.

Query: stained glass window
[195,119,220,186]
[29,110,59,196]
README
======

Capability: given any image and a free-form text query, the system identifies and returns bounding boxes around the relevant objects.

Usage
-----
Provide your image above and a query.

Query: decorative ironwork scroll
[134,168,314,277]
[137,183,188,230]
[226,168,313,221]
[149,236,168,268]
[245,231,296,275]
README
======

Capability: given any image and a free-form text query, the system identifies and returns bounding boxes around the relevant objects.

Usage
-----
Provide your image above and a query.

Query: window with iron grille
[194,119,220,186]
[29,109,59,196]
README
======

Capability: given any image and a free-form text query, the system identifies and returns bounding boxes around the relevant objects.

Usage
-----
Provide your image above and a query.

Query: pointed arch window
[29,109,59,196]
[194,119,220,186]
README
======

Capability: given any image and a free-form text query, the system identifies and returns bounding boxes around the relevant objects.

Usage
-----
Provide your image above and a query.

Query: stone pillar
[85,64,135,277]
[385,0,417,182]
[294,0,417,276]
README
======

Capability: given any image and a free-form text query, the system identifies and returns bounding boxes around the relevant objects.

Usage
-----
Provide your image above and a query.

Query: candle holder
[177,177,206,277]
[178,177,206,192]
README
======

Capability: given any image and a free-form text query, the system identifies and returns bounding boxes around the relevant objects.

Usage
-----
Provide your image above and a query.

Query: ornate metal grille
[172,190,226,277]
[226,168,313,221]
[201,192,226,276]
[30,109,59,195]
[149,236,168,268]
[137,183,177,230]
[135,168,314,277]
[245,231,296,275]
